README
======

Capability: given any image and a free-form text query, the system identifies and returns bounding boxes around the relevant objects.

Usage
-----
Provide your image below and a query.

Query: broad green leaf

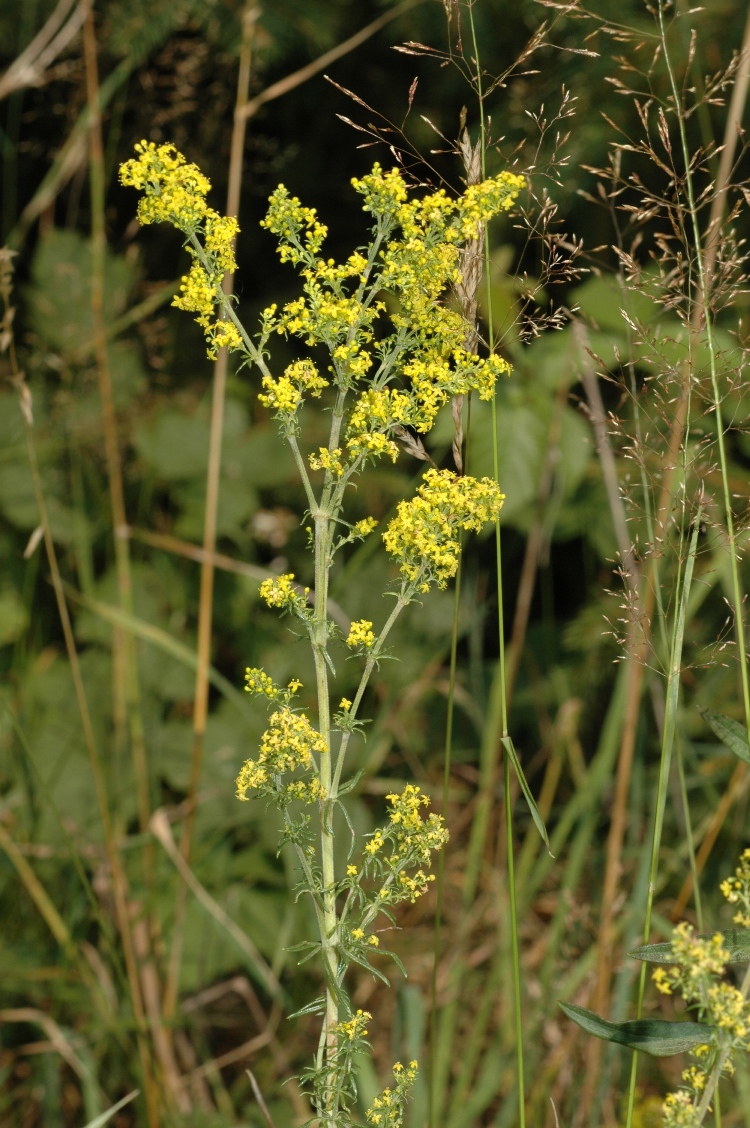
[28,230,135,355]
[0,586,28,645]
[630,928,750,965]
[559,1002,715,1056]
[698,706,750,765]
[65,585,253,722]
[82,1090,139,1128]
[501,736,551,853]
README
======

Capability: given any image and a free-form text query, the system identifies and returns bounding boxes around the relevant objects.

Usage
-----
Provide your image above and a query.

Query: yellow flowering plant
[120,140,521,1126]
[563,851,750,1128]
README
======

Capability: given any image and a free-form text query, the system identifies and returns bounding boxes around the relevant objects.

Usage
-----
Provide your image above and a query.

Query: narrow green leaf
[559,1003,715,1056]
[698,706,750,765]
[82,1091,139,1128]
[630,927,750,965]
[501,736,552,854]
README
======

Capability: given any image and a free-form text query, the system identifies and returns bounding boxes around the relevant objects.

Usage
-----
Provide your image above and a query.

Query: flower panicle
[119,141,241,359]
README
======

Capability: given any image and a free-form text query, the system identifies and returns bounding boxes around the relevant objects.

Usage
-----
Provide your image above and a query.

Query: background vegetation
[2,0,750,1125]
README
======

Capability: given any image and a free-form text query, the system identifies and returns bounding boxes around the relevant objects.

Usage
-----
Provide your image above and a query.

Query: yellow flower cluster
[258,359,328,417]
[260,184,327,264]
[350,927,379,948]
[457,175,527,240]
[119,142,241,359]
[257,161,521,436]
[354,517,378,537]
[386,783,449,864]
[245,667,302,703]
[309,447,344,475]
[259,573,309,614]
[336,1009,371,1042]
[365,1061,418,1128]
[383,469,505,590]
[235,706,326,803]
[720,847,750,927]
[346,619,375,649]
[663,1089,701,1128]
[119,141,211,227]
[655,866,750,1128]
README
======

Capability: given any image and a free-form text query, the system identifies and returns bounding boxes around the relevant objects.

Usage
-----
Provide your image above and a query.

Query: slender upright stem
[83,6,151,856]
[466,3,526,1118]
[429,554,462,1128]
[164,4,258,1022]
[11,370,160,1128]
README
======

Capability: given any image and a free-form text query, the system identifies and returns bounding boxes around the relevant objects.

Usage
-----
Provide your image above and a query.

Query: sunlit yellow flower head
[346,619,375,649]
[235,706,326,804]
[119,141,241,359]
[384,468,505,590]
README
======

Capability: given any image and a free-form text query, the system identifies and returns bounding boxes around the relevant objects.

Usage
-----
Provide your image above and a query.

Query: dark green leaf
[630,927,750,964]
[559,1002,715,1056]
[698,707,750,765]
[501,736,552,854]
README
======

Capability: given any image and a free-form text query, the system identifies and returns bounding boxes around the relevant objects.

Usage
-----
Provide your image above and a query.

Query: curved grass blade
[559,1002,715,1056]
[63,584,253,721]
[698,706,750,765]
[501,736,552,854]
[630,927,750,965]
[82,1091,139,1128]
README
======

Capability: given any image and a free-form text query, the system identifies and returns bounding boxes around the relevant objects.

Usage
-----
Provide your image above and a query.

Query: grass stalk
[465,0,526,1112]
[625,509,701,1128]
[83,8,151,856]
[12,370,160,1127]
[429,550,462,1128]
[164,3,258,1022]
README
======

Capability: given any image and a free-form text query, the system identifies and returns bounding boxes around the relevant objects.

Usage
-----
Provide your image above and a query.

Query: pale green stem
[312,503,338,1106]
[287,431,319,515]
[676,734,703,930]
[626,510,701,1126]
[466,0,526,1114]
[429,550,462,1128]
[332,592,410,793]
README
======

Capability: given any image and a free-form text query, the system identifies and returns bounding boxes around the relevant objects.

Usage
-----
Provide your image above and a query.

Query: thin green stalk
[429,551,462,1128]
[676,735,703,930]
[625,509,701,1127]
[466,0,525,1112]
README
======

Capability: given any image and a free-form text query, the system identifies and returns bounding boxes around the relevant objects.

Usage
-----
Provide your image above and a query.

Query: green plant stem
[332,594,408,793]
[676,735,703,930]
[463,3,525,1117]
[625,509,701,1127]
[429,550,462,1128]
[312,499,338,1102]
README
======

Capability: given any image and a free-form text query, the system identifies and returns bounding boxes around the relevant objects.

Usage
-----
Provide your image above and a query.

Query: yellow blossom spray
[120,140,521,1125]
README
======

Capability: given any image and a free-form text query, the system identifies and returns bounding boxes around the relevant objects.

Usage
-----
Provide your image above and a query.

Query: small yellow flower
[346,619,375,649]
